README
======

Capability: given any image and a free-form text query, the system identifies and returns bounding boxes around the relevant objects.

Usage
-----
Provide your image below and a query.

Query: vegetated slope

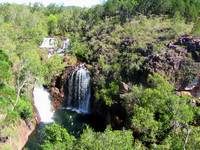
[0,4,66,149]
[61,1,200,149]
[0,0,200,149]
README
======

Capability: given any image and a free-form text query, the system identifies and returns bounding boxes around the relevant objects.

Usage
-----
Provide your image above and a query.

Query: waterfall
[67,64,91,114]
[33,86,54,123]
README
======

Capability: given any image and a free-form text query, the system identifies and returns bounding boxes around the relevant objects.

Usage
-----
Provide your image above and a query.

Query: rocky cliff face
[0,119,35,150]
[144,47,186,77]
[142,36,200,88]
[176,35,200,62]
[50,65,75,109]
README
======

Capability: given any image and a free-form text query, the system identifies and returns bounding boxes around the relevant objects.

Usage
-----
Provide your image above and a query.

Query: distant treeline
[101,0,200,21]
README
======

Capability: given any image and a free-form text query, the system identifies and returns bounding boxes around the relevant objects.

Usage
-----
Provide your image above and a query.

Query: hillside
[0,0,200,149]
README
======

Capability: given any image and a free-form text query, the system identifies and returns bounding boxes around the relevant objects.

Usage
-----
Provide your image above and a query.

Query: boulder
[176,35,200,61]
[120,82,129,94]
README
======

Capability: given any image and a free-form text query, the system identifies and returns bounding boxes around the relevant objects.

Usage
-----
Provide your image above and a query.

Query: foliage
[0,50,12,86]
[88,15,192,106]
[75,126,134,150]
[42,55,65,85]
[40,123,75,150]
[157,126,200,149]
[16,97,33,119]
[0,86,16,116]
[95,81,119,106]
[47,14,59,35]
[128,74,194,147]
[192,19,200,36]
[103,0,200,22]
[175,58,199,87]
[0,1,199,150]
[70,39,90,62]
[104,0,138,22]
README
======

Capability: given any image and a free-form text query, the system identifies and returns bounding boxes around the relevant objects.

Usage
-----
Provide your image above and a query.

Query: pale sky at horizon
[0,0,103,7]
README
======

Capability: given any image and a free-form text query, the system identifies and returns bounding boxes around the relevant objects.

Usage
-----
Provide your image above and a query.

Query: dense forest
[0,0,200,149]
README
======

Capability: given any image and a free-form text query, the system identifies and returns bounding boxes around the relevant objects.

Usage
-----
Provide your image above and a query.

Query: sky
[0,0,103,7]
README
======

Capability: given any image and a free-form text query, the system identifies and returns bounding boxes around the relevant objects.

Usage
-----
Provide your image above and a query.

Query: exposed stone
[0,119,35,150]
[119,82,129,94]
[0,136,9,143]
[175,35,200,62]
[184,76,200,99]
[144,48,187,77]
[144,35,200,89]
[50,86,64,109]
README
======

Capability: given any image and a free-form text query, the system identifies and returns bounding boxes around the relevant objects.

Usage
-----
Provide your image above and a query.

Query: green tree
[41,123,75,150]
[70,39,90,62]
[135,0,200,21]
[42,55,65,85]
[0,50,12,86]
[104,0,138,21]
[45,4,64,15]
[125,74,194,146]
[192,19,200,36]
[47,14,59,35]
[10,48,43,111]
[75,126,133,150]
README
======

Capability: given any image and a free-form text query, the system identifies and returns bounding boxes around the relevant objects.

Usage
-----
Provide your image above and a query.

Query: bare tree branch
[183,125,191,150]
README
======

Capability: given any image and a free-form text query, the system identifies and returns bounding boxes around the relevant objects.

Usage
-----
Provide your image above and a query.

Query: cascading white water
[33,86,54,123]
[67,65,91,114]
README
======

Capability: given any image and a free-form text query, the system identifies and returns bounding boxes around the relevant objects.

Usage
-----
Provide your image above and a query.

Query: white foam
[33,86,54,123]
[66,107,89,114]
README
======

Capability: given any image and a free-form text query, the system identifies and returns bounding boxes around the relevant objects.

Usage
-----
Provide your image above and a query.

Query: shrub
[192,19,200,36]
[75,126,134,150]
[16,98,33,120]
[40,123,75,150]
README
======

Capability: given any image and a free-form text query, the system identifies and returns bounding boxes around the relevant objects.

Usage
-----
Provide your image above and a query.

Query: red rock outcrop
[0,119,35,150]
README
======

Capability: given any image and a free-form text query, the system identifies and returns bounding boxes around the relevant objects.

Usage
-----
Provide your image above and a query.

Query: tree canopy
[0,1,200,150]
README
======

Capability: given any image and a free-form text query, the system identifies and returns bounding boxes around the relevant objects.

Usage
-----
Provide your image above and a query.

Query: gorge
[1,1,200,149]
[25,65,93,148]
[33,64,92,124]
